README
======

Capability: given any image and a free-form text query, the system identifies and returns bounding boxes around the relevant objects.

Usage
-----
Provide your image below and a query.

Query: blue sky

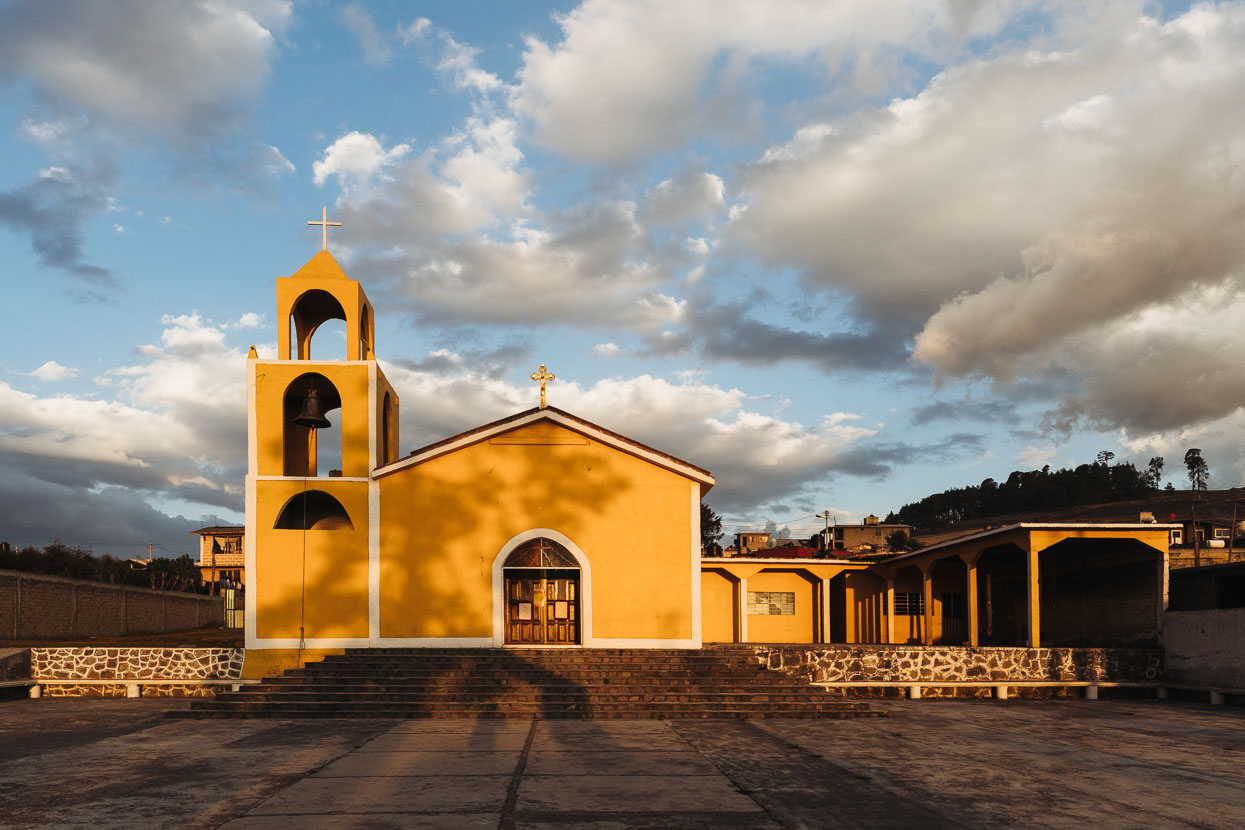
[1,0,1243,556]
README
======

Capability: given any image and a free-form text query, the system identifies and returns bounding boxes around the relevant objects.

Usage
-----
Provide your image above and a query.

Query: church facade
[244,244,1174,678]
[244,250,713,674]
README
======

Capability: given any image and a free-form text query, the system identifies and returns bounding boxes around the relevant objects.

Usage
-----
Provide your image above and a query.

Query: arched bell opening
[380,392,392,466]
[273,490,354,530]
[359,303,374,359]
[502,537,581,645]
[283,372,343,477]
[290,289,347,360]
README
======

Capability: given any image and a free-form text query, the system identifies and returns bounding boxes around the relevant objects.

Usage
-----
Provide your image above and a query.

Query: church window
[747,591,795,615]
[274,490,355,530]
[883,592,925,616]
[504,538,578,569]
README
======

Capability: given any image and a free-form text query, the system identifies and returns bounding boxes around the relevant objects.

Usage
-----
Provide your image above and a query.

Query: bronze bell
[293,388,332,429]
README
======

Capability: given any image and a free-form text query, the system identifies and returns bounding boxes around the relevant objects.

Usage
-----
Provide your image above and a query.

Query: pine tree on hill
[886,454,1158,531]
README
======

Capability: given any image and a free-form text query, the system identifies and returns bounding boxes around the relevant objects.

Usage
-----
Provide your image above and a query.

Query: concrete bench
[812,680,1161,700]
[28,678,259,699]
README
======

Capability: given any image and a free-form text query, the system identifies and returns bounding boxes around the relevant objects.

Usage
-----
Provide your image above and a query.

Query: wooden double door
[504,568,579,645]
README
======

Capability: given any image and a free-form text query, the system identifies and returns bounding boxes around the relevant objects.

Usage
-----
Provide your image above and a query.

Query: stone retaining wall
[1,570,224,639]
[753,645,1163,684]
[32,647,244,697]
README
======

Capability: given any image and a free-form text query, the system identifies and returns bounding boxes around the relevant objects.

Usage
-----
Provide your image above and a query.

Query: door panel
[505,569,579,644]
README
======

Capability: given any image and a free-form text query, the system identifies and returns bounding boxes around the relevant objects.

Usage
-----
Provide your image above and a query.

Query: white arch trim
[492,529,593,647]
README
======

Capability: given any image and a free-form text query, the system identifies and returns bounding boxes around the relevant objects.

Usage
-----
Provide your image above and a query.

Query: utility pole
[1192,504,1200,568]
[148,542,153,561]
[820,510,832,553]
[1230,503,1238,563]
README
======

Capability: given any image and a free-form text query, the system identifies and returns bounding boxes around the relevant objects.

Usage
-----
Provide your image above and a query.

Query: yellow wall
[252,361,373,477]
[700,570,737,642]
[242,648,344,679]
[253,479,371,639]
[844,570,886,643]
[378,421,697,642]
[746,570,816,643]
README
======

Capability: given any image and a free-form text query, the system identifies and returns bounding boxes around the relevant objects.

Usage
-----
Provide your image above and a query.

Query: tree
[700,503,723,554]
[1146,456,1164,489]
[885,530,921,552]
[1184,448,1209,492]
[1096,450,1115,466]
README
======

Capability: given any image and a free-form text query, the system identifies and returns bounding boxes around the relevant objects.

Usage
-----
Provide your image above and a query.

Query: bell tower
[244,212,400,655]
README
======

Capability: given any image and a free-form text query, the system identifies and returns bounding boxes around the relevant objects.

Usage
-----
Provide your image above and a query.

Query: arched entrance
[502,537,581,645]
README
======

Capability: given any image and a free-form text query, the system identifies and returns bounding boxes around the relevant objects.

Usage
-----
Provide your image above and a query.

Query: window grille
[747,591,795,615]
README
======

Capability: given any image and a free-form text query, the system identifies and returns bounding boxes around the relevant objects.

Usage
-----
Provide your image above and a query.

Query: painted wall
[378,421,698,644]
[251,361,373,478]
[700,570,737,643]
[843,570,886,643]
[745,570,816,643]
[252,479,370,640]
[1163,609,1245,688]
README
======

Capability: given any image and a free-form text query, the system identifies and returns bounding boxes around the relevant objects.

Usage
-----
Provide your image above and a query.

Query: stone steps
[174,647,887,719]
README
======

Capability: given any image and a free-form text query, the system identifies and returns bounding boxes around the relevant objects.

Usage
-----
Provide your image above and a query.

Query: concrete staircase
[172,647,886,719]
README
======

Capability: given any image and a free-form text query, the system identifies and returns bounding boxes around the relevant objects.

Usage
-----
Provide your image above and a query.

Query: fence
[0,569,224,640]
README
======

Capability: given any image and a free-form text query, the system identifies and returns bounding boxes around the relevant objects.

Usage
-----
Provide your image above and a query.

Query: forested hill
[885,456,1163,531]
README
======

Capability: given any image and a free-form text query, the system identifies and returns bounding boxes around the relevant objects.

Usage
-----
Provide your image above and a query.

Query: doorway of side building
[503,537,581,645]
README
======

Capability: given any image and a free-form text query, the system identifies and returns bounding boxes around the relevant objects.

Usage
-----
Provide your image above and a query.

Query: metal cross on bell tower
[530,364,555,409]
[307,206,341,251]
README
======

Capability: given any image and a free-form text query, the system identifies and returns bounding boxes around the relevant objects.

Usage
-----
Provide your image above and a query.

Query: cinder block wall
[0,570,224,640]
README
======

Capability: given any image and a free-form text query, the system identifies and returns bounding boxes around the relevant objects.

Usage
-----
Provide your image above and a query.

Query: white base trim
[248,637,705,651]
[589,638,700,649]
[247,637,498,649]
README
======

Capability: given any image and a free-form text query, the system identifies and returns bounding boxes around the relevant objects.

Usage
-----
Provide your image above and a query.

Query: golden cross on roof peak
[307,206,341,251]
[530,364,555,409]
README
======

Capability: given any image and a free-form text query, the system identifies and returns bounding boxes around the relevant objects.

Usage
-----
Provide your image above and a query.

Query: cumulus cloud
[510,0,995,164]
[313,132,412,194]
[0,311,256,550]
[437,34,503,93]
[25,361,79,381]
[380,363,879,512]
[729,3,1245,435]
[0,0,290,143]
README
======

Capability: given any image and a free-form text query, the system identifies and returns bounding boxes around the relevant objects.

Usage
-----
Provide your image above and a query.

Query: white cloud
[728,3,1245,434]
[380,364,878,511]
[645,172,726,225]
[510,0,974,164]
[313,132,412,194]
[26,360,79,381]
[0,0,291,140]
[1017,445,1056,469]
[437,34,502,93]
[593,343,620,358]
[343,3,393,66]
[399,17,432,45]
[228,312,265,329]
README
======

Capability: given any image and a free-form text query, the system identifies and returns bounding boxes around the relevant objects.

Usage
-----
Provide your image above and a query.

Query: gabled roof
[376,406,714,490]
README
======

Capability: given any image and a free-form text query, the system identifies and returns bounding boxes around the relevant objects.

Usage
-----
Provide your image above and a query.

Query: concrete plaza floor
[1,698,1243,828]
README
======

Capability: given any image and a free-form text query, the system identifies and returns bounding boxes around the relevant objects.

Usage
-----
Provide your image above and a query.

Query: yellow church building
[244,227,1172,677]
[245,244,713,672]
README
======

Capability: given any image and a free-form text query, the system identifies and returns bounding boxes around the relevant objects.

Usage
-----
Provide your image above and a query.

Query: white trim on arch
[492,529,592,647]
